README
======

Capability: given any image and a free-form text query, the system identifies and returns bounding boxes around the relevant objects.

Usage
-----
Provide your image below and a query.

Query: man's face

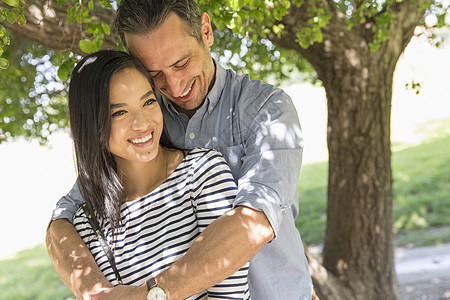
[125,12,215,118]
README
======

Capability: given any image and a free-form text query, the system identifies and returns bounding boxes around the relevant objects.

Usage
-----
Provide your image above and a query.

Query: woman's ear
[200,12,214,47]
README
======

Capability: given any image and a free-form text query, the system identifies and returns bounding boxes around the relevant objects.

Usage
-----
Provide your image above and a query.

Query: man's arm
[81,206,272,300]
[157,205,273,299]
[46,219,113,299]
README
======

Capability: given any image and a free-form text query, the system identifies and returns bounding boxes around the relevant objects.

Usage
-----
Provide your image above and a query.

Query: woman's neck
[118,146,170,201]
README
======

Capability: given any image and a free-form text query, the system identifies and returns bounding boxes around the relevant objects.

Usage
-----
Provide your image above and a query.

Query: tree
[1,0,448,298]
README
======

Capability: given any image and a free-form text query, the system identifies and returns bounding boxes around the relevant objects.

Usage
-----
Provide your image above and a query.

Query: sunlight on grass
[0,245,74,300]
[296,117,450,247]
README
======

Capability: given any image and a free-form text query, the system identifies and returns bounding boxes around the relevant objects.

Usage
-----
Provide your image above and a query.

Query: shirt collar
[205,60,226,111]
[160,59,227,116]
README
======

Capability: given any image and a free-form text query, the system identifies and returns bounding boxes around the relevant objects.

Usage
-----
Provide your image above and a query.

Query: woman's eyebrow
[140,90,155,100]
[110,103,126,109]
[109,90,155,109]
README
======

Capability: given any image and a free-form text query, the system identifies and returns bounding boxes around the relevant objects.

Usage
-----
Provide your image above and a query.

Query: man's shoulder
[224,69,289,105]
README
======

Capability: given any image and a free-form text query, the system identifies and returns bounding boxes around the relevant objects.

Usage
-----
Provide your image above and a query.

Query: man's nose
[161,71,184,97]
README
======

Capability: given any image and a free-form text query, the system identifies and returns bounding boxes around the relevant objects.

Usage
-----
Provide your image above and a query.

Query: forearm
[156,206,274,300]
[46,219,113,299]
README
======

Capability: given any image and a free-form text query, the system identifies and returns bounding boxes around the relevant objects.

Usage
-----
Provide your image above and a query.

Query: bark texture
[269,1,427,298]
[1,0,429,298]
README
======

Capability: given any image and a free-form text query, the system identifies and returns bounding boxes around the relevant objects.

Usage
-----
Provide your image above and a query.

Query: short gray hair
[114,0,204,49]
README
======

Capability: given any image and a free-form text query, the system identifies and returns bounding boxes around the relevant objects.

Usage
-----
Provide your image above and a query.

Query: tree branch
[0,0,117,55]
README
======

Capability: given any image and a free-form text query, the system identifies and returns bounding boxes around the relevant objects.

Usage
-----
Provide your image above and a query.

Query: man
[46,0,314,299]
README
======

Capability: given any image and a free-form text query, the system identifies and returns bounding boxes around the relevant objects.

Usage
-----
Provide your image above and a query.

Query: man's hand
[46,219,113,299]
[88,285,148,300]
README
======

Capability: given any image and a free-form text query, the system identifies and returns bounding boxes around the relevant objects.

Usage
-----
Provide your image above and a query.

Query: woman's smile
[128,131,153,145]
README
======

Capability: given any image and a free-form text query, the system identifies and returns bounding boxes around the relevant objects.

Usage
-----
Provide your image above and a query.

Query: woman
[69,50,250,299]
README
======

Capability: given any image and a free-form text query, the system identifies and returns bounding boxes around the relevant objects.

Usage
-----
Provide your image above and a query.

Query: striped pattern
[73,148,250,299]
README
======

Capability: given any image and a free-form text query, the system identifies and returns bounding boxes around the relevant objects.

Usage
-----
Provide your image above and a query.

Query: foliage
[0,0,25,69]
[0,0,449,144]
[0,33,69,144]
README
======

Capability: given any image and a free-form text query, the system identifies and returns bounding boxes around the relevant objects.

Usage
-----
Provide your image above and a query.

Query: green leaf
[117,39,126,52]
[99,0,112,8]
[57,59,74,81]
[56,0,68,6]
[2,0,19,7]
[101,22,111,35]
[84,23,98,34]
[17,13,26,26]
[5,10,15,23]
[79,39,98,53]
[1,34,10,46]
[230,0,243,11]
[67,6,78,24]
[0,57,9,69]
[88,0,94,10]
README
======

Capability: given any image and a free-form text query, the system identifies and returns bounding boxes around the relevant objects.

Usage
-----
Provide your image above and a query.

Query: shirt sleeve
[51,180,86,224]
[190,149,250,299]
[233,88,303,240]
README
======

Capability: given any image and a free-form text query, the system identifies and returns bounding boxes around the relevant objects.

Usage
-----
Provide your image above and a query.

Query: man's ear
[200,12,214,47]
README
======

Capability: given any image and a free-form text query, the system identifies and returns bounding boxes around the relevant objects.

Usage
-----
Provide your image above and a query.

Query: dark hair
[69,50,172,234]
[114,0,203,49]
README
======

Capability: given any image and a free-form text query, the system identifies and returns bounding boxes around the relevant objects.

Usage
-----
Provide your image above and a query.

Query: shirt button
[189,132,195,139]
[209,106,214,111]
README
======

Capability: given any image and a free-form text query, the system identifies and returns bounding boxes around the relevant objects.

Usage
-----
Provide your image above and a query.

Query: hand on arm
[156,205,274,300]
[46,219,114,299]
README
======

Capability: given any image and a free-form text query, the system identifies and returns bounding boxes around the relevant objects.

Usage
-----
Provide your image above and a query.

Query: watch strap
[146,277,157,291]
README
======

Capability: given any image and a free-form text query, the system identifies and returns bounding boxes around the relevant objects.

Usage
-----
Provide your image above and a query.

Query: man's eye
[144,99,156,106]
[150,71,161,78]
[175,59,189,69]
[111,110,126,118]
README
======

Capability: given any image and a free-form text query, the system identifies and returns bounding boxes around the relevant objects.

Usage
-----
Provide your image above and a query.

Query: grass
[1,118,448,298]
[0,245,74,299]
[296,117,450,247]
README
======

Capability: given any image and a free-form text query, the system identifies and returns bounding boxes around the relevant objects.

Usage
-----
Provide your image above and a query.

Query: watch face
[147,286,166,300]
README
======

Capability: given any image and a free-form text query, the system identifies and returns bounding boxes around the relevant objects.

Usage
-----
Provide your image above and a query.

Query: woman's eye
[144,99,156,106]
[111,110,126,118]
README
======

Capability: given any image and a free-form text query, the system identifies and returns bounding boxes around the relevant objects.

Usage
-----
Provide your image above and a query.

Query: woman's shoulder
[185,147,226,163]
[180,148,229,175]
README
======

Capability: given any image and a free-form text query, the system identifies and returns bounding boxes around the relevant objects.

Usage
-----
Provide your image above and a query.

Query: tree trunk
[322,51,398,300]
[269,1,427,299]
[304,41,400,300]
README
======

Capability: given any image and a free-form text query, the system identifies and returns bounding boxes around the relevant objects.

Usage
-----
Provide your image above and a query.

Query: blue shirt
[52,62,313,299]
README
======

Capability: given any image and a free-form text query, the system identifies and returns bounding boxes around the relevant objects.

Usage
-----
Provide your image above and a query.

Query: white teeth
[130,133,152,144]
[180,87,191,97]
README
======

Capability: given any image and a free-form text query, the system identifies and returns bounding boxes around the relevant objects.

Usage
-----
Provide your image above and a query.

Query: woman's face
[108,67,163,165]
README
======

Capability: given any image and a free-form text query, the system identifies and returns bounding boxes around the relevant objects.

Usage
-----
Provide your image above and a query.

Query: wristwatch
[146,277,166,300]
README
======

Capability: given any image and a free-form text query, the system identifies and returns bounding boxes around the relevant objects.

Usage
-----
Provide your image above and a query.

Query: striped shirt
[73,148,250,299]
